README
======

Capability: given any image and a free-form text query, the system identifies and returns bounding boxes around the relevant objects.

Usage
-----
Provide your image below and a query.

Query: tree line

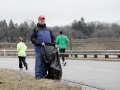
[0,18,120,43]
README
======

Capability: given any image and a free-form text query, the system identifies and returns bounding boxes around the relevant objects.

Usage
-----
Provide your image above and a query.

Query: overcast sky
[0,0,120,26]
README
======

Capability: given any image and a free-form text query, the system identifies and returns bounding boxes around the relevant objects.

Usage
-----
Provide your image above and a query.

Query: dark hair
[60,31,63,35]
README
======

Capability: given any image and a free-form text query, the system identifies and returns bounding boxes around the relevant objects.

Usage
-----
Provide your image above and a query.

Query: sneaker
[63,62,67,66]
[20,68,23,70]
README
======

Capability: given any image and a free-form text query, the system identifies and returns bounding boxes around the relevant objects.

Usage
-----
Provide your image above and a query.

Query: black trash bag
[41,44,62,80]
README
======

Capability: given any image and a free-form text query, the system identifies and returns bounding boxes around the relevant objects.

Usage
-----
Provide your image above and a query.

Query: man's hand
[55,44,58,49]
[42,42,45,46]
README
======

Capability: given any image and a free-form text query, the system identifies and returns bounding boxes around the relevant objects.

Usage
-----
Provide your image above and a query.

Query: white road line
[69,65,91,68]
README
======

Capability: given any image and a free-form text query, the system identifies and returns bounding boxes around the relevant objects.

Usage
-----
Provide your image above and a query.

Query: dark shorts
[59,49,66,53]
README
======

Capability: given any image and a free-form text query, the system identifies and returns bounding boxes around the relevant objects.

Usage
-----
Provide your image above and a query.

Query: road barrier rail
[1,50,120,58]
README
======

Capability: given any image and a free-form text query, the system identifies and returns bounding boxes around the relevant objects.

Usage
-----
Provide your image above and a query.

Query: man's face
[38,19,45,25]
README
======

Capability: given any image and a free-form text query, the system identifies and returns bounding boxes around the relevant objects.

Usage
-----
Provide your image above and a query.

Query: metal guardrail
[0,49,35,57]
[64,50,120,58]
[0,50,120,58]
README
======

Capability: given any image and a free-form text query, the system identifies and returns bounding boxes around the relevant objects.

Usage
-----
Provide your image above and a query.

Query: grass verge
[0,68,83,90]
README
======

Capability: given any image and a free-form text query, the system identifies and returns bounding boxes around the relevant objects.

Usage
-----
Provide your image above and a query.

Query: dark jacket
[30,23,55,53]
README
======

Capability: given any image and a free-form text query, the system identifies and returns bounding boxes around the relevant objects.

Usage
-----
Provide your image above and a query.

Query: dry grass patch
[0,68,83,90]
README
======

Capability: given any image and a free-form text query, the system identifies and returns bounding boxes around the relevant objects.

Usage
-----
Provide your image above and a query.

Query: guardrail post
[65,54,69,57]
[94,55,98,58]
[105,55,109,58]
[118,55,120,58]
[74,54,78,58]
[84,55,87,58]
[3,50,5,57]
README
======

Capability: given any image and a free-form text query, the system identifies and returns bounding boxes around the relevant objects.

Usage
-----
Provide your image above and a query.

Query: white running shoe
[20,68,23,70]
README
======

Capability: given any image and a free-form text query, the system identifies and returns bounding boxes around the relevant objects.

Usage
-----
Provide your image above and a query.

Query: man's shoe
[36,77,46,80]
[36,77,42,80]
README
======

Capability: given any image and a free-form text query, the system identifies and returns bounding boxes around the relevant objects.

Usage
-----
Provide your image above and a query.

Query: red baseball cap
[38,15,45,20]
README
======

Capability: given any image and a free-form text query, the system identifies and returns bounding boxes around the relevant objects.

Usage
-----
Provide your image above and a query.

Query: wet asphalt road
[0,58,120,90]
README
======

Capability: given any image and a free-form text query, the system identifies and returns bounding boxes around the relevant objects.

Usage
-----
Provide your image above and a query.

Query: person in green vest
[56,31,69,66]
[17,37,28,70]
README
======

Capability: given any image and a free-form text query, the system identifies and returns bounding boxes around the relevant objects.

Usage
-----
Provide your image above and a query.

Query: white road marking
[69,65,91,68]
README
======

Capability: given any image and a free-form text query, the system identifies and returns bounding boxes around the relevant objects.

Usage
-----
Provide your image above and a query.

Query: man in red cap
[31,15,58,79]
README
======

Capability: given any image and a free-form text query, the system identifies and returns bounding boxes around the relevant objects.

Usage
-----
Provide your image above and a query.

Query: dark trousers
[59,49,65,62]
[18,56,27,68]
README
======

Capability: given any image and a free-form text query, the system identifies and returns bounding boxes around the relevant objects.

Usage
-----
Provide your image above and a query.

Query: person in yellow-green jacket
[56,31,69,66]
[17,37,28,70]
